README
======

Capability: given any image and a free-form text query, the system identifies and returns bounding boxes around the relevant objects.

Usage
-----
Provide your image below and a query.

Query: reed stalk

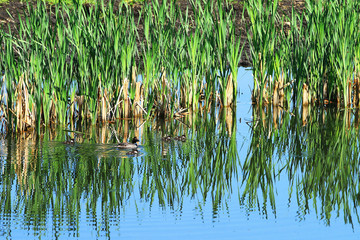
[0,0,243,133]
[246,0,360,109]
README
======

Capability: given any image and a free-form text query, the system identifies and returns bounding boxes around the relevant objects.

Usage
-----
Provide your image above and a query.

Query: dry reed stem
[279,71,284,97]
[302,83,309,107]
[134,117,141,139]
[273,80,279,107]
[123,78,130,118]
[278,73,284,105]
[174,108,188,117]
[225,73,233,107]
[261,106,266,127]
[99,124,106,143]
[101,89,107,122]
[131,66,137,86]
[302,105,309,126]
[97,76,107,122]
[69,96,75,124]
[15,77,23,132]
[160,67,169,117]
[273,105,279,129]
[22,78,34,128]
[279,107,284,125]
[346,109,351,129]
[15,75,34,132]
[323,80,328,102]
[225,107,233,135]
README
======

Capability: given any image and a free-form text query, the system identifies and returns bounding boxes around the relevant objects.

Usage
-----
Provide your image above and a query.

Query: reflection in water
[0,108,238,237]
[246,105,360,227]
[0,106,360,237]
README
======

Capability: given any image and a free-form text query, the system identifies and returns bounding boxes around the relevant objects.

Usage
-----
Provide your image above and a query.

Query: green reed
[6,1,245,131]
[248,0,360,108]
[1,0,245,133]
[246,0,279,105]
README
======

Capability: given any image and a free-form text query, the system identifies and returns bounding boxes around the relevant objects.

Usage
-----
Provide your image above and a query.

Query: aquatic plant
[0,0,243,133]
[247,0,360,109]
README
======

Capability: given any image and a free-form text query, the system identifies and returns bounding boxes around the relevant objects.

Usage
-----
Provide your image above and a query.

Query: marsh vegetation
[1,0,359,134]
[1,0,360,237]
[248,0,360,109]
[0,0,243,133]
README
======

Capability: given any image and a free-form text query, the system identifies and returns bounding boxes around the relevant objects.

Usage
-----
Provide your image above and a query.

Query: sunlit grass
[0,0,242,133]
[247,0,360,109]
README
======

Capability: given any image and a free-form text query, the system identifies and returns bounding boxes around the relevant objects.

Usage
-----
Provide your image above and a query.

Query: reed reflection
[0,108,238,237]
[246,105,360,226]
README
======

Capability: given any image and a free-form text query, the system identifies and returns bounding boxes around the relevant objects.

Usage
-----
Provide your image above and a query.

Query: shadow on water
[0,104,360,237]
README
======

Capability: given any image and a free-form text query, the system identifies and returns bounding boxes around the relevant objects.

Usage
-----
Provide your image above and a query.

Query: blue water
[0,68,359,239]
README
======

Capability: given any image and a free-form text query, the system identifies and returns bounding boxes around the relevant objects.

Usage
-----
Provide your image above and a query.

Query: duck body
[117,137,139,149]
[126,149,139,156]
[63,138,75,144]
[162,135,172,142]
[174,134,186,142]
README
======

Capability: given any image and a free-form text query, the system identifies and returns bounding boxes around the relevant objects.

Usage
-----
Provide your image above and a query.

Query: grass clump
[0,0,243,133]
[247,0,360,109]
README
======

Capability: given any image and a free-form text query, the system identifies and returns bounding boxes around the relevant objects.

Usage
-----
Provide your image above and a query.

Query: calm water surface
[0,68,359,239]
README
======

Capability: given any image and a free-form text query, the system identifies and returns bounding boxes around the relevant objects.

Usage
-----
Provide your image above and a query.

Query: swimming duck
[162,135,172,142]
[63,138,75,144]
[126,149,139,156]
[117,136,140,149]
[174,134,186,142]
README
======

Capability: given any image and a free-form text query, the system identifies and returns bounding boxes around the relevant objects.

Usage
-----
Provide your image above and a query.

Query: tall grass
[247,0,360,108]
[0,0,243,133]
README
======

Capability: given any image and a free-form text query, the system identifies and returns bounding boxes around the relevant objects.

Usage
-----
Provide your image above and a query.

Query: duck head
[131,137,140,144]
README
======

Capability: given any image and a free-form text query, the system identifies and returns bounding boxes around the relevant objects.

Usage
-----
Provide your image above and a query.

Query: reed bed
[0,0,243,133]
[247,0,360,109]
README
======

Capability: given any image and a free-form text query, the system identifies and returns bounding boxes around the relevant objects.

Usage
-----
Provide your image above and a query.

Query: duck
[63,138,75,144]
[174,134,186,142]
[117,136,140,149]
[126,149,139,156]
[162,135,172,142]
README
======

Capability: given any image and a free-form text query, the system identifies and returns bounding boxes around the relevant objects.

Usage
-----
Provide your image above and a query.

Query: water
[0,68,359,239]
